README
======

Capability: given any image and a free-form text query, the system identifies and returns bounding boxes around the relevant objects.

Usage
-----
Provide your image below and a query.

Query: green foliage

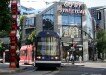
[0,0,11,32]
[18,16,25,49]
[0,40,5,51]
[19,16,25,40]
[27,30,36,43]
[96,30,106,53]
[0,31,9,38]
[0,41,3,51]
[25,38,32,45]
[19,16,37,45]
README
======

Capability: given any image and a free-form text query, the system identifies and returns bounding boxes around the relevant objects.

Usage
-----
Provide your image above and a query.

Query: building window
[62,26,81,38]
[42,8,55,30]
[25,17,35,27]
[62,14,81,26]
[85,10,93,39]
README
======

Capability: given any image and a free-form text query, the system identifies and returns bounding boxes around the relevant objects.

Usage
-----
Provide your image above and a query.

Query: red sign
[60,8,85,15]
[58,2,85,15]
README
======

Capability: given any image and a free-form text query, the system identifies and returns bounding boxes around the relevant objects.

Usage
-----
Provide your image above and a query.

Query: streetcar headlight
[42,57,45,59]
[55,57,59,60]
[37,56,41,59]
[51,57,54,59]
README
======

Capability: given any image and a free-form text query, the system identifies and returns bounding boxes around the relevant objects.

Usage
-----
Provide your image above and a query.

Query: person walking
[79,55,82,63]
[70,54,74,64]
[66,56,69,63]
[66,51,69,63]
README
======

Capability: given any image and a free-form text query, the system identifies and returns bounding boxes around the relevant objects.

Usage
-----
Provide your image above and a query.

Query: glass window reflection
[62,13,81,26]
[37,37,59,56]
[42,8,55,30]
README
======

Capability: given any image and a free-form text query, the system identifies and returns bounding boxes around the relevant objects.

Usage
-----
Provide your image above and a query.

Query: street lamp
[70,35,75,64]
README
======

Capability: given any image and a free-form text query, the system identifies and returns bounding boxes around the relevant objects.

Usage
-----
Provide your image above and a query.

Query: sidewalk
[0,63,32,74]
[62,61,106,68]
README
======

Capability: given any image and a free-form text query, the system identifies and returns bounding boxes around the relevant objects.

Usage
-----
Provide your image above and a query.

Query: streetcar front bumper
[35,61,61,67]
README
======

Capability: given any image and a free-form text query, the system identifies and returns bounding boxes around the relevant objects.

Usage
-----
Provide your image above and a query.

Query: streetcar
[34,30,61,67]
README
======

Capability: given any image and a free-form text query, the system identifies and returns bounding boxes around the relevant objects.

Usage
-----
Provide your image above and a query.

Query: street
[1,62,105,75]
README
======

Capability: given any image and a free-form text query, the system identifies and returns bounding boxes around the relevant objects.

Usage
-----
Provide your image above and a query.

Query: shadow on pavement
[35,67,58,71]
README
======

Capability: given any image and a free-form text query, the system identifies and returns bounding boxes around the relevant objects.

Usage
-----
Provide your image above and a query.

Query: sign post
[9,0,18,68]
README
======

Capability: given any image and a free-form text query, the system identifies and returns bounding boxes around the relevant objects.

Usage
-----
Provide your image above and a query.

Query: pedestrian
[66,51,69,63]
[79,56,82,63]
[0,41,5,62]
[76,55,79,61]
[70,54,74,64]
[66,56,69,63]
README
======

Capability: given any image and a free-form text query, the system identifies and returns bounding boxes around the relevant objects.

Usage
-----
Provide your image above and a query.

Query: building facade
[89,6,106,30]
[19,5,36,15]
[89,6,106,60]
[36,1,94,61]
[22,14,36,45]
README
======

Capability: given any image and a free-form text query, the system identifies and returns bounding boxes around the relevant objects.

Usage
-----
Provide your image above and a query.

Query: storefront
[36,1,94,61]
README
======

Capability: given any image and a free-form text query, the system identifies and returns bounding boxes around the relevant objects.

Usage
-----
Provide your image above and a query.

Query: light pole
[70,35,75,64]
[80,25,97,61]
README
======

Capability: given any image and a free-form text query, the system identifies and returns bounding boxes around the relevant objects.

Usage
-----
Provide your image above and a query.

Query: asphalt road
[6,62,106,75]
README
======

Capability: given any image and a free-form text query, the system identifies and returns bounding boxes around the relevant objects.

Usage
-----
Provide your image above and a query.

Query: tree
[0,40,5,58]
[26,30,36,44]
[96,29,106,60]
[0,40,3,51]
[18,16,25,49]
[0,0,11,33]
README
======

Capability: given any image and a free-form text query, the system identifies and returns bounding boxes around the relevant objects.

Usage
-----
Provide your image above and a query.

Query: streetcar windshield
[37,37,59,56]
